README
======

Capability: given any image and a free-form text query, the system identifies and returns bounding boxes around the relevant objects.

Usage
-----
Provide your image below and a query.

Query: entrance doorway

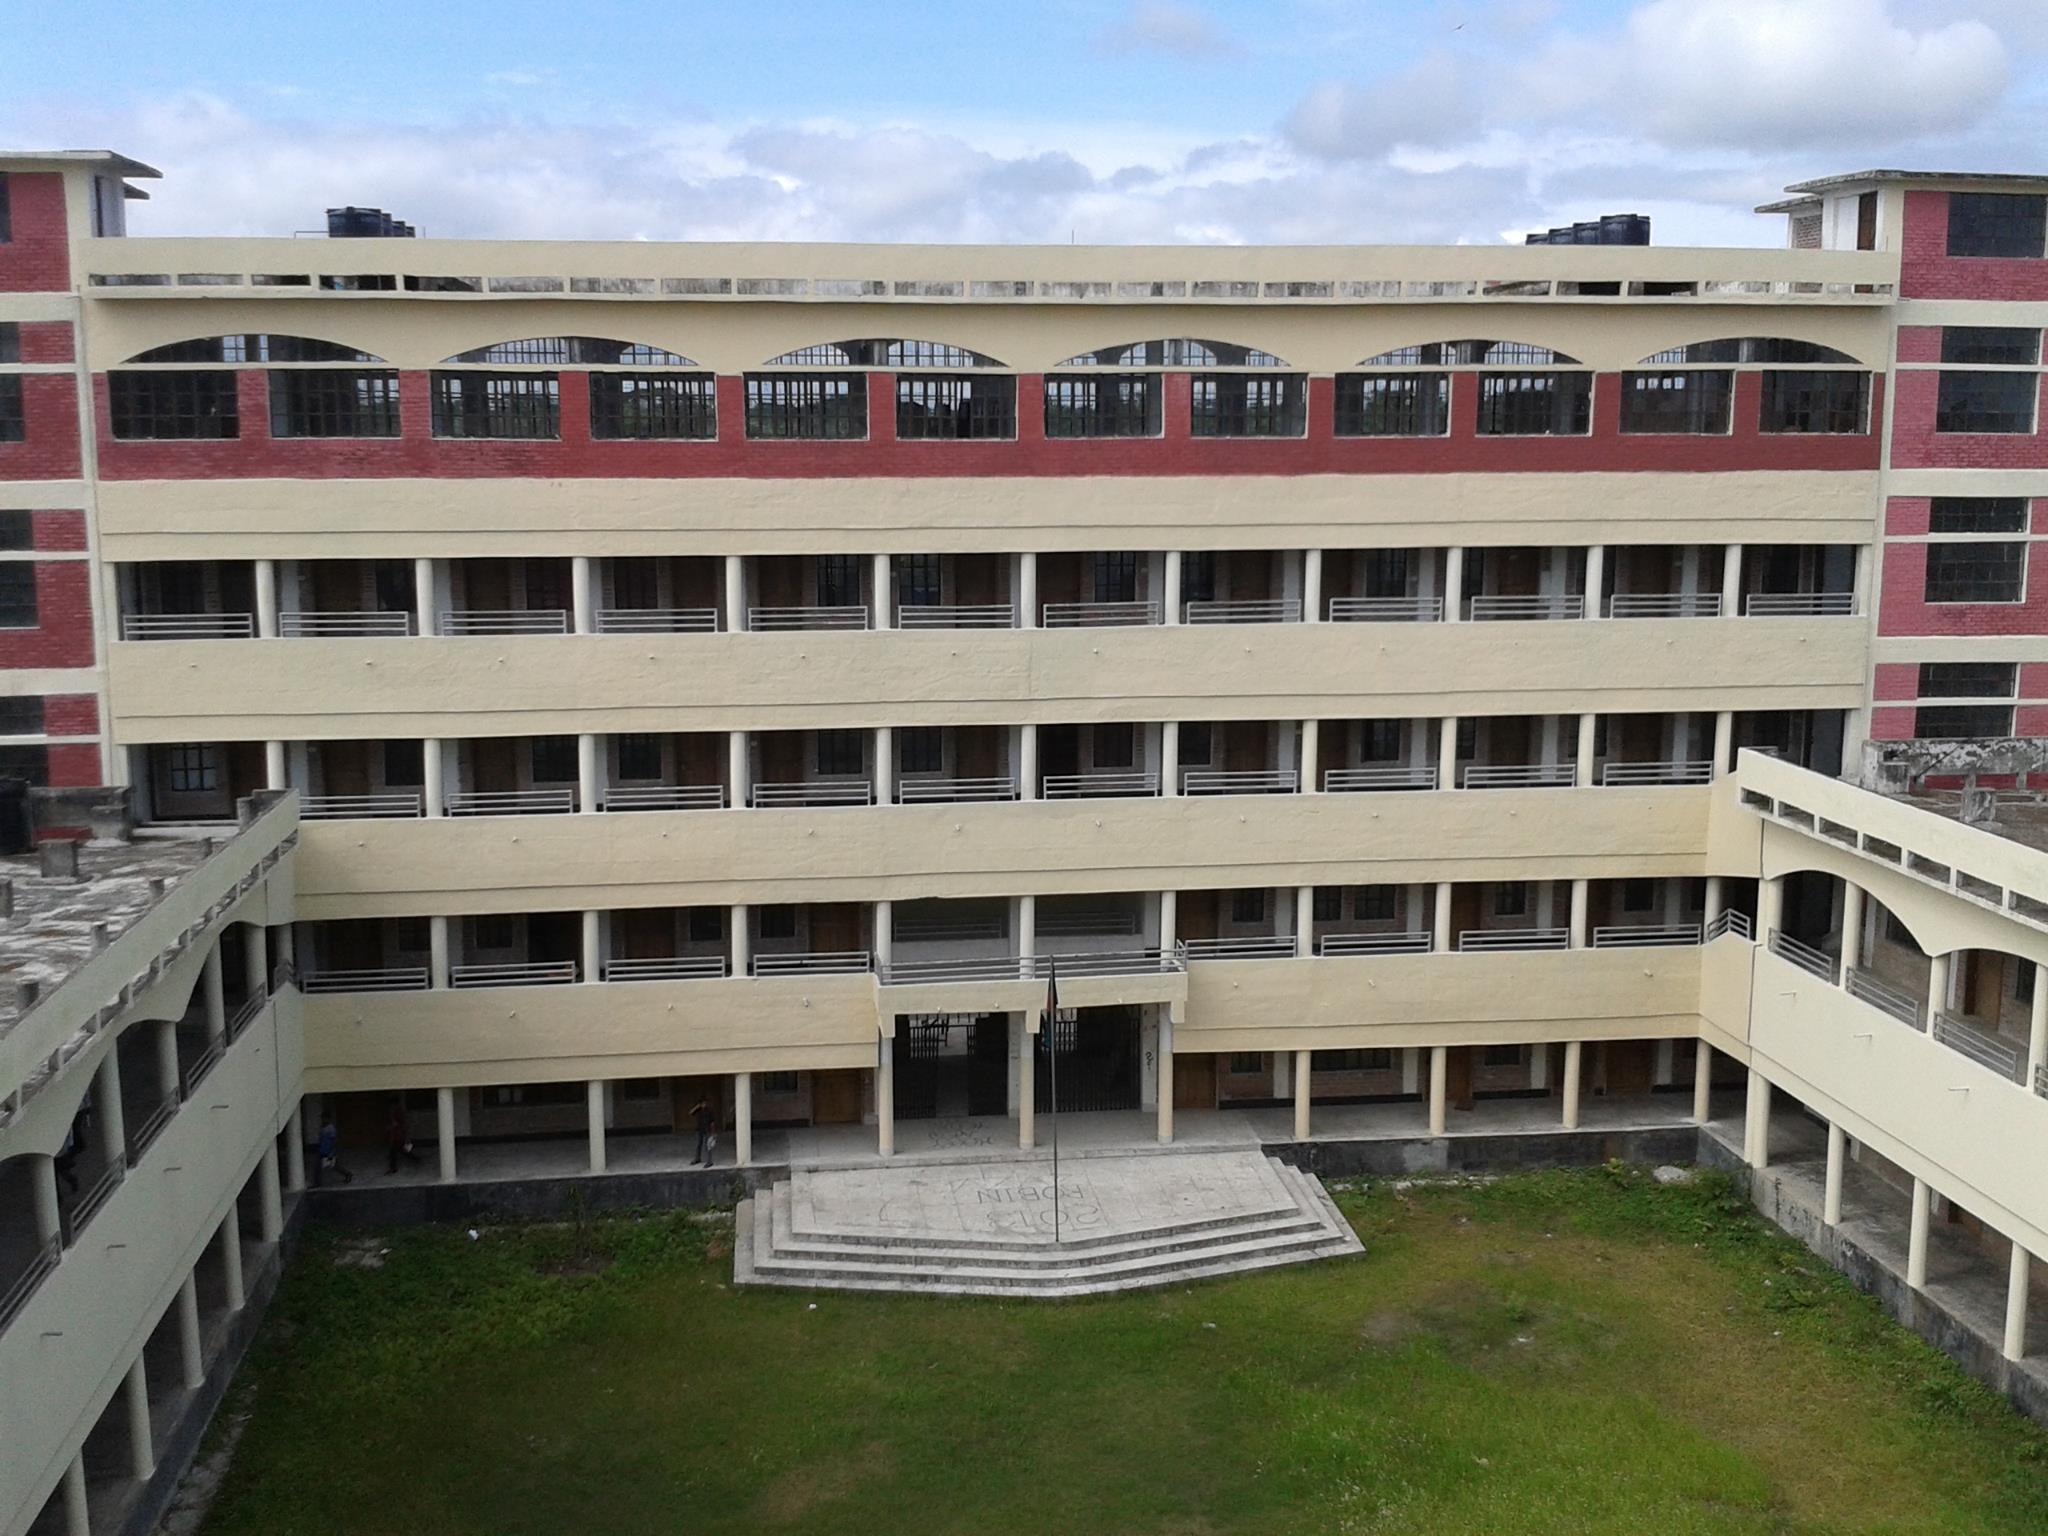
[1037,1006,1142,1113]
[895,1014,1010,1120]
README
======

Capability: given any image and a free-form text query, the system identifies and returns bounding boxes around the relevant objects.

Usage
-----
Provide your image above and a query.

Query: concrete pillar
[571,555,594,635]
[243,923,268,1001]
[1562,1041,1583,1129]
[731,904,751,976]
[428,915,450,989]
[414,555,439,636]
[1019,723,1039,800]
[1824,1122,1846,1226]
[1713,711,1734,776]
[586,1079,607,1173]
[875,900,893,971]
[219,1210,244,1309]
[1757,876,1783,940]
[723,553,745,631]
[1302,548,1323,623]
[1704,875,1725,927]
[581,910,601,984]
[202,945,226,1040]
[1692,1041,1713,1123]
[1433,881,1454,953]
[258,1142,283,1243]
[253,557,279,639]
[124,1356,154,1479]
[423,737,445,817]
[1164,548,1183,623]
[1583,544,1605,618]
[2029,965,2048,1084]
[1294,1049,1312,1140]
[1293,884,1314,957]
[872,552,892,629]
[1018,1016,1036,1150]
[735,1072,753,1165]
[1443,546,1465,621]
[1908,1178,1931,1289]
[285,1101,306,1192]
[1721,543,1743,617]
[61,1455,89,1536]
[156,1018,181,1103]
[877,1035,895,1157]
[1928,951,1952,1022]
[1576,712,1597,787]
[32,1155,61,1246]
[1839,884,1865,978]
[1438,716,1459,790]
[1745,1068,1772,1168]
[435,1087,458,1182]
[1428,1045,1448,1135]
[1156,1013,1174,1144]
[2005,1243,2032,1363]
[1299,719,1319,794]
[1161,719,1180,797]
[576,733,600,813]
[94,1053,126,1168]
[728,730,750,808]
[875,725,895,805]
[1568,879,1589,948]
[1155,889,1173,953]
[177,1272,205,1389]
[1018,551,1038,627]
[264,740,287,791]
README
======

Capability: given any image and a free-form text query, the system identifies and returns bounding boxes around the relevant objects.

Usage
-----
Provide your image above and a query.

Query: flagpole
[1048,959,1061,1246]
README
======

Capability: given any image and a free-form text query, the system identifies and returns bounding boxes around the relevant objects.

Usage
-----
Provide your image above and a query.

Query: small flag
[1045,955,1059,1021]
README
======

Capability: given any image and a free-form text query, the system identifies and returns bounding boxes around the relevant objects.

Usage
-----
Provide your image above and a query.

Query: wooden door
[1225,721,1267,772]
[760,559,801,608]
[616,907,675,959]
[1173,1054,1216,1110]
[465,560,512,609]
[470,737,517,793]
[760,733,803,784]
[1447,1046,1476,1111]
[811,1069,864,1124]
[312,560,361,611]
[955,554,999,608]
[810,903,860,954]
[957,728,999,780]
[677,733,720,791]
[1177,889,1219,942]
[1604,1041,1654,1096]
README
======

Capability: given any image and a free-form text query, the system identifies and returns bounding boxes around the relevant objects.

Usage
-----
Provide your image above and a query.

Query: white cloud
[1101,2,1235,59]
[1285,54,1483,158]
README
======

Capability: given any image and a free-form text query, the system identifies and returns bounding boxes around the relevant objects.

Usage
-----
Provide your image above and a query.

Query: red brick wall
[41,692,98,736]
[1869,707,1914,741]
[1895,326,1941,364]
[3,556,96,666]
[1886,369,2048,470]
[92,366,1885,480]
[0,172,71,293]
[43,742,102,786]
[0,372,81,478]
[29,507,86,550]
[1877,539,2048,637]
[1872,662,1917,701]
[1900,189,2048,302]
[17,320,73,364]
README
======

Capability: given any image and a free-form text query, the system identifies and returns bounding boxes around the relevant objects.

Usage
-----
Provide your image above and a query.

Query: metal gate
[895,1014,1011,1120]
[1036,1006,1141,1113]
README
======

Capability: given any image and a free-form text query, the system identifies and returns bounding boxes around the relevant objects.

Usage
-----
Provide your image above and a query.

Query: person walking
[385,1096,421,1175]
[315,1113,353,1186]
[689,1096,717,1167]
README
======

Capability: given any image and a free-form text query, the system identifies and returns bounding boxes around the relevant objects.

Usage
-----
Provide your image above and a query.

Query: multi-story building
[8,152,2048,1529]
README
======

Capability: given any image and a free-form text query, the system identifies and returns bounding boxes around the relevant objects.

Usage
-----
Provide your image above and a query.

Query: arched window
[1055,338,1286,368]
[442,337,697,366]
[760,339,1004,368]
[1357,340,1582,367]
[124,334,385,364]
[1640,337,1860,366]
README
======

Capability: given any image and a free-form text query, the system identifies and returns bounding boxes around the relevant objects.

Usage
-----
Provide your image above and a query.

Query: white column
[124,1356,154,1479]
[1161,720,1180,797]
[877,1035,895,1156]
[871,552,892,630]
[1293,1049,1312,1140]
[1428,1045,1448,1136]
[218,1212,244,1310]
[875,726,895,806]
[285,1101,306,1191]
[264,739,287,791]
[1295,885,1314,957]
[732,904,751,977]
[177,1272,205,1389]
[423,737,445,817]
[94,1053,126,1167]
[1908,1177,1931,1289]
[254,557,279,639]
[1746,1068,1772,1168]
[1019,722,1039,801]
[1704,876,1725,928]
[202,945,226,1039]
[1928,951,1952,1023]
[1583,544,1605,618]
[1018,551,1038,627]
[571,555,595,635]
[436,1087,458,1182]
[1299,719,1319,794]
[415,556,439,636]
[1164,549,1183,624]
[728,730,750,808]
[577,733,600,813]
[1692,1041,1713,1123]
[258,1142,283,1243]
[1434,880,1454,953]
[1562,1040,1583,1129]
[581,910,601,984]
[243,923,268,1001]
[1840,884,1865,978]
[1017,1017,1036,1150]
[1443,546,1465,621]
[1155,889,1173,953]
[2029,965,2048,1084]
[428,916,450,989]
[734,1072,753,1165]
[1568,879,1589,948]
[1721,543,1743,618]
[61,1454,88,1536]
[875,899,893,973]
[156,1019,180,1103]
[1852,543,1872,615]
[1156,1012,1174,1144]
[1576,712,1596,787]
[586,1080,607,1173]
[2005,1242,2032,1363]
[1438,717,1458,791]
[32,1155,60,1247]
[1757,876,1783,940]
[1302,548,1323,623]
[1713,711,1734,776]
[723,554,745,632]
[1824,1122,1846,1226]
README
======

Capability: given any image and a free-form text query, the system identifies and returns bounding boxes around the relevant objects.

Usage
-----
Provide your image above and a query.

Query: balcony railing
[1458,927,1569,952]
[1042,600,1159,628]
[125,1091,180,1165]
[895,917,1005,943]
[881,954,1031,985]
[1467,594,1585,622]
[302,966,432,994]
[69,1162,124,1240]
[1767,929,1839,983]
[1323,764,1436,793]
[750,780,873,808]
[1703,908,1753,941]
[1591,922,1701,948]
[450,960,579,988]
[897,776,1018,804]
[181,1036,225,1096]
[1932,1013,2025,1083]
[302,792,425,820]
[1846,966,1923,1029]
[602,784,727,812]
[446,788,577,816]
[279,610,414,637]
[1184,598,1302,625]
[1743,591,1855,617]
[438,610,571,635]
[1181,935,1299,961]
[602,955,729,982]
[1327,595,1443,623]
[120,612,255,641]
[1182,769,1299,796]
[1041,771,1159,799]
[751,950,872,976]
[1038,910,1141,938]
[1459,763,1577,789]
[1050,947,1182,976]
[1599,760,1715,787]
[0,1235,60,1330]
[596,607,719,634]
[226,991,266,1042]
[747,605,869,631]
[897,603,1016,630]
[1317,930,1433,956]
[2036,1062,2047,1101]
[1605,592,1722,619]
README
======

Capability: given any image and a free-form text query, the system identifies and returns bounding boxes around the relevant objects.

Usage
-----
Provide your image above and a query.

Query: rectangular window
[1230,889,1267,924]
[1316,1048,1394,1072]
[0,745,48,786]
[744,373,866,439]
[896,553,942,608]
[0,322,17,363]
[1312,887,1341,922]
[1476,373,1593,436]
[1947,192,2047,259]
[0,562,35,627]
[1354,884,1398,921]
[758,904,797,941]
[0,375,20,442]
[1227,1052,1265,1075]
[815,553,863,608]
[1758,371,1868,434]
[816,729,864,777]
[1492,882,1528,918]
[618,733,664,780]
[1924,541,2026,603]
[107,370,240,440]
[0,696,43,735]
[1360,719,1403,761]
[1929,496,2028,534]
[609,556,660,611]
[1915,703,2014,738]
[1181,551,1216,605]
[687,908,724,943]
[268,369,400,438]
[896,374,1016,440]
[1936,372,2037,434]
[899,726,943,776]
[1940,327,2042,366]
[760,1070,799,1094]
[588,373,717,440]
[1092,551,1138,603]
[1092,722,1135,769]
[471,914,517,951]
[1618,370,1734,434]
[429,372,559,439]
[1179,720,1213,766]
[1363,550,1410,597]
[1333,372,1450,437]
[1917,662,2017,699]
[1043,373,1160,438]
[166,743,220,793]
[1623,878,1656,913]
[0,511,27,551]
[1190,374,1307,437]
[530,736,577,783]
[382,739,424,787]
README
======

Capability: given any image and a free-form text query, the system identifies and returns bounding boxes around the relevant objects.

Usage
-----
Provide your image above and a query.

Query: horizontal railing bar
[445,789,577,815]
[1180,935,1299,960]
[749,781,874,807]
[747,605,870,631]
[1591,923,1702,948]
[279,610,414,636]
[449,961,580,987]
[1846,967,1923,1029]
[595,607,720,634]
[1468,594,1586,621]
[1182,769,1299,795]
[119,613,256,640]
[1743,591,1856,617]
[1041,771,1159,798]
[1041,600,1160,627]
[897,603,1016,629]
[1604,592,1723,619]
[1183,599,1303,624]
[0,1235,60,1329]
[601,784,727,811]
[302,792,425,820]
[1322,763,1437,792]
[896,776,1018,803]
[1317,931,1433,956]
[1599,760,1716,786]
[302,966,431,993]
[437,610,571,635]
[601,956,729,981]
[1327,595,1443,623]
[1767,929,1839,983]
[1457,927,1570,952]
[750,951,873,975]
[1459,763,1577,788]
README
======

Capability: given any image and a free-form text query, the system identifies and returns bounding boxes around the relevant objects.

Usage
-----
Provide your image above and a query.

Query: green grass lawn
[202,1166,2048,1536]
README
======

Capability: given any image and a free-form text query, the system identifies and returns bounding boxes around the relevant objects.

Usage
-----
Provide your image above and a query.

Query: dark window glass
[687,908,725,943]
[0,375,20,442]
[129,334,379,365]
[1191,374,1306,438]
[1929,496,2028,534]
[0,695,44,735]
[429,372,559,439]
[1312,887,1341,922]
[1492,882,1528,918]
[1618,370,1734,434]
[1179,721,1213,765]
[269,369,400,438]
[1333,373,1450,436]
[743,373,865,439]
[758,904,797,940]
[609,556,659,610]
[1092,722,1135,769]
[896,553,942,608]
[1093,551,1138,603]
[896,374,1016,440]
[1947,193,2047,259]
[530,736,577,783]
[1918,662,2017,699]
[1924,542,2025,603]
[1941,327,2042,366]
[760,1070,799,1093]
[382,739,424,786]
[1181,551,1216,605]
[1623,878,1656,912]
[0,746,48,786]
[1935,372,2037,434]
[816,729,864,776]
[618,733,663,780]
[1315,1048,1394,1072]
[899,727,943,776]
[107,370,241,439]
[1915,703,2013,738]
[588,373,717,439]
[1758,371,1868,433]
[1361,719,1403,761]
[0,561,35,626]
[470,914,517,950]
[1043,373,1159,438]
[0,513,26,553]
[2017,964,2037,1007]
[1354,884,1398,921]
[0,323,17,363]
[1476,373,1592,436]
[165,743,219,793]
[1362,550,1410,597]
[1228,1052,1265,1074]
[1230,889,1266,924]
[815,554,862,608]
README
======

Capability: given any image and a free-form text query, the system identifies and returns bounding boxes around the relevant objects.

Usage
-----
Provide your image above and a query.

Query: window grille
[1758,371,1868,434]
[759,904,798,940]
[1312,887,1342,922]
[1334,373,1449,436]
[1946,192,2047,259]
[1918,662,2017,698]
[429,372,560,439]
[1363,551,1410,598]
[1191,374,1306,437]
[895,374,1016,440]
[446,337,696,366]
[1359,340,1583,367]
[1640,338,1855,365]
[1092,551,1139,603]
[1940,327,2042,366]
[1317,1049,1394,1071]
[1182,551,1216,605]
[1043,374,1158,437]
[165,744,219,793]
[1929,497,2028,534]
[896,553,942,608]
[688,908,725,943]
[618,734,664,780]
[530,736,578,783]
[108,370,240,439]
[1915,704,2014,738]
[268,370,400,438]
[1056,338,1283,368]
[0,564,34,627]
[899,727,943,776]
[1476,373,1592,436]
[126,334,383,364]
[1618,370,1733,434]
[816,730,864,776]
[0,375,20,441]
[743,373,866,439]
[589,373,717,439]
[1936,372,2037,434]
[1230,889,1267,924]
[815,554,862,608]
[1924,544,2026,604]
[1354,885,1397,921]
[1492,882,1529,917]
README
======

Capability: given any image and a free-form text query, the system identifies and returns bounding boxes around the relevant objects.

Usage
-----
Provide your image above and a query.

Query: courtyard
[190,1166,2048,1536]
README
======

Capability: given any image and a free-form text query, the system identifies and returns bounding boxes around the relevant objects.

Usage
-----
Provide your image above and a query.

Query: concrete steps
[734,1153,1362,1299]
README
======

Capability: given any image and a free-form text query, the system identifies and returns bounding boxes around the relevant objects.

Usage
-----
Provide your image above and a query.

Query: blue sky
[3,0,2046,246]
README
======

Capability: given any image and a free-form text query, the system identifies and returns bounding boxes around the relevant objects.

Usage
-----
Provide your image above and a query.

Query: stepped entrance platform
[733,1147,1363,1298]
